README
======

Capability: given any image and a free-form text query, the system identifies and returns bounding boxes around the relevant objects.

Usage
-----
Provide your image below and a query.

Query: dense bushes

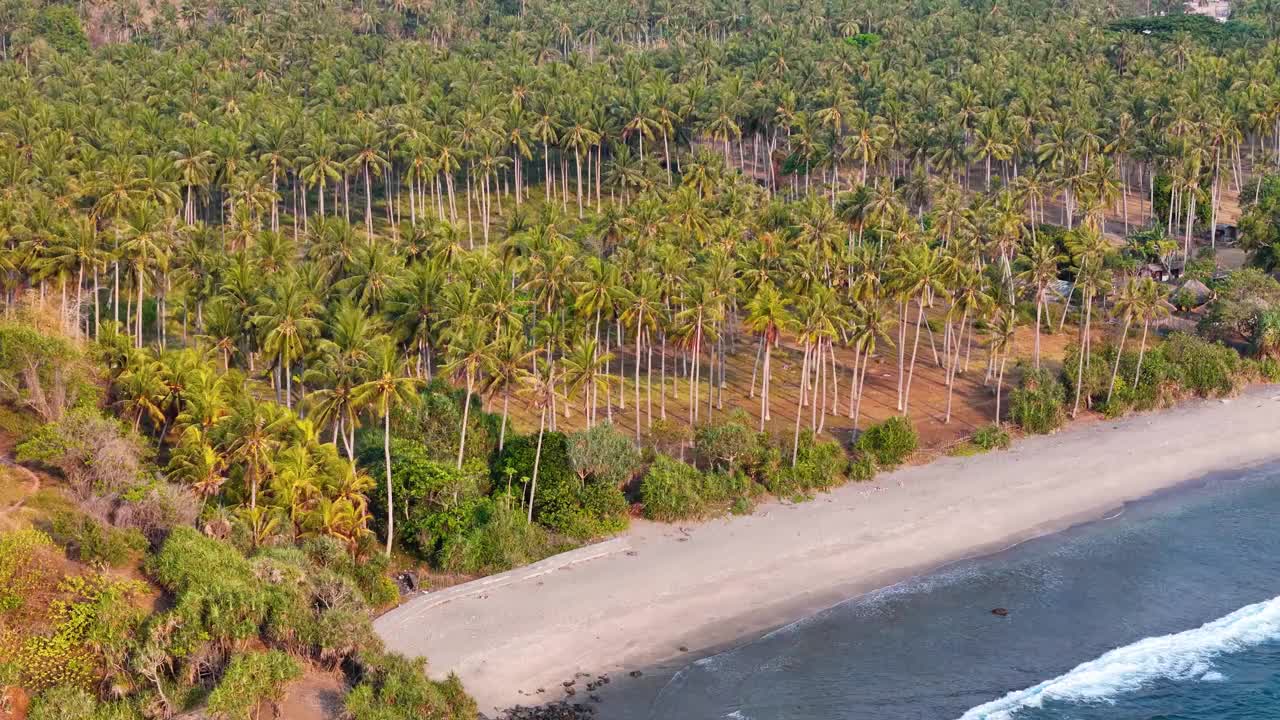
[206,650,302,720]
[1009,367,1068,433]
[971,425,1012,451]
[142,527,381,692]
[438,499,561,574]
[766,433,848,497]
[494,429,628,538]
[366,438,489,561]
[1161,333,1246,397]
[345,651,476,720]
[46,509,148,567]
[854,416,918,466]
[391,381,498,466]
[639,426,847,520]
[0,321,99,423]
[1199,268,1280,346]
[1064,333,1247,418]
[17,408,147,500]
[639,454,711,521]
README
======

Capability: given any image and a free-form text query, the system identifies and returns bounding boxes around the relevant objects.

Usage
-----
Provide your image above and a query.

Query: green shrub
[438,499,561,575]
[33,6,89,54]
[365,439,488,561]
[1009,367,1067,433]
[639,454,707,521]
[766,433,848,497]
[848,454,877,482]
[144,527,380,677]
[0,322,99,423]
[0,528,54,613]
[300,536,398,608]
[1259,356,1280,382]
[28,688,139,720]
[1162,333,1244,397]
[694,412,767,474]
[28,686,96,720]
[854,416,917,466]
[346,652,477,720]
[971,424,1011,451]
[391,381,496,465]
[206,650,301,720]
[17,408,147,499]
[47,510,148,567]
[495,431,626,538]
[568,424,642,488]
[1199,268,1280,345]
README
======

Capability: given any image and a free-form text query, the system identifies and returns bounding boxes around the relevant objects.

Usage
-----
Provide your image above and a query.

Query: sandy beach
[375,388,1280,717]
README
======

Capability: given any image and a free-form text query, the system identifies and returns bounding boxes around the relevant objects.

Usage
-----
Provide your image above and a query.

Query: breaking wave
[958,595,1280,720]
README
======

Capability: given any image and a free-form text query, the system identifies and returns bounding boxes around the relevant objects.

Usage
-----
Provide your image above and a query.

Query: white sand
[375,389,1280,716]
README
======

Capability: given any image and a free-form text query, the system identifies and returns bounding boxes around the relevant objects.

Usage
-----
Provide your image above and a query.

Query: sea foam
[957,595,1280,720]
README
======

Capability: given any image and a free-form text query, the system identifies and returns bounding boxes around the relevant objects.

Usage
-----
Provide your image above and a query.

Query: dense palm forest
[2,0,1280,716]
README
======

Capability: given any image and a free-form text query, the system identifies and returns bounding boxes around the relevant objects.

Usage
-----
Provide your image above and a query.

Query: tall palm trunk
[903,298,926,415]
[457,374,473,469]
[759,338,772,431]
[1072,291,1093,417]
[528,406,545,524]
[1133,319,1151,389]
[1106,315,1132,405]
[792,341,811,467]
[383,409,394,557]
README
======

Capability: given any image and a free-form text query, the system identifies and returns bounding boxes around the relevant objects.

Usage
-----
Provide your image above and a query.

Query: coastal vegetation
[0,0,1279,715]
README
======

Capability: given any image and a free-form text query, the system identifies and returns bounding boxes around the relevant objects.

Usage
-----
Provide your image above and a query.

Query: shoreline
[374,388,1280,718]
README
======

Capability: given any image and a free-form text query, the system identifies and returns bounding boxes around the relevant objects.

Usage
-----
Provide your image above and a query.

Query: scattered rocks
[629,670,643,678]
[496,702,597,720]
[589,695,602,703]
[563,680,575,688]
[991,608,1009,617]
[678,646,689,652]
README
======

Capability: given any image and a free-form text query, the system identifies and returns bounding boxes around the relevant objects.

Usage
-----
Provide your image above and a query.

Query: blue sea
[619,462,1280,720]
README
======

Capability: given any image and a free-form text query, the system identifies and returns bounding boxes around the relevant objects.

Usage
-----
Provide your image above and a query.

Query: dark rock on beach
[991,607,1009,616]
[494,702,597,719]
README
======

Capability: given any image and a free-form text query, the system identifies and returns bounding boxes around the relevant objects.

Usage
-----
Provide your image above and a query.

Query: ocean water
[623,463,1280,720]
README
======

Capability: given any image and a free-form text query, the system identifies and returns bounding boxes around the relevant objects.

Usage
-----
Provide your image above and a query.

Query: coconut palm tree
[1131,277,1173,390]
[1017,239,1065,369]
[743,280,789,432]
[351,339,420,556]
[440,318,492,469]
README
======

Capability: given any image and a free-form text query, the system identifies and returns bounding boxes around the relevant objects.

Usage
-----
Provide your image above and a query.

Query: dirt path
[275,669,347,720]
[0,457,41,530]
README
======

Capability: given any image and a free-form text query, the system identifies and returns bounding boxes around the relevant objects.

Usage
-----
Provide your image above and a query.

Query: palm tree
[1131,277,1172,390]
[893,243,948,415]
[1017,239,1065,369]
[619,276,662,440]
[743,281,789,432]
[225,396,292,511]
[521,358,559,524]
[990,308,1017,424]
[1071,260,1112,418]
[351,340,420,557]
[441,319,492,469]
[561,336,613,428]
[848,299,893,431]
[1105,278,1142,406]
[482,330,534,452]
[254,273,321,409]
